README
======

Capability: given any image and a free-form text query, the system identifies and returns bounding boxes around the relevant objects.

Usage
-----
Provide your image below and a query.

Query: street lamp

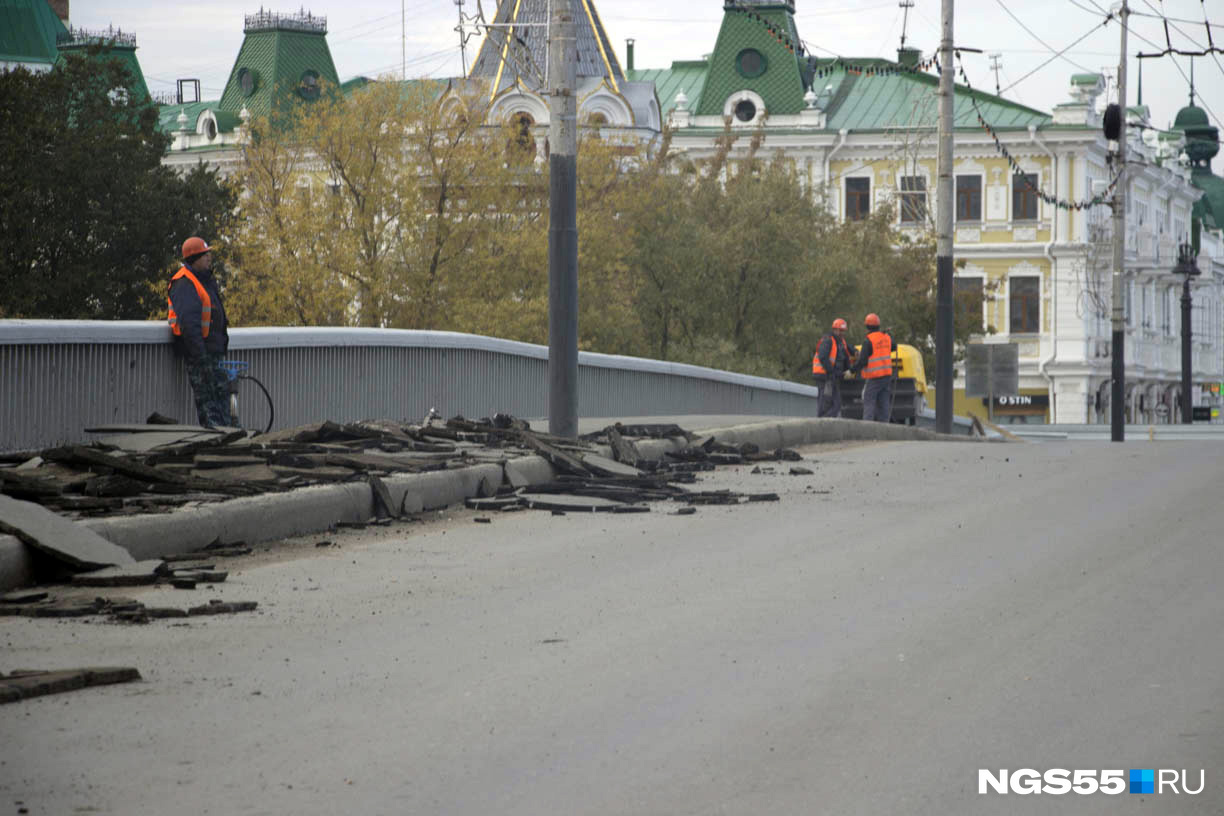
[1175,241,1202,424]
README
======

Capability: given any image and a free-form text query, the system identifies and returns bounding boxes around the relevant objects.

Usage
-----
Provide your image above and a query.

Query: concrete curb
[0,417,993,590]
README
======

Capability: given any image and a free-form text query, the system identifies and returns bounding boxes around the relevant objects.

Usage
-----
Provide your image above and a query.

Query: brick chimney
[47,0,69,24]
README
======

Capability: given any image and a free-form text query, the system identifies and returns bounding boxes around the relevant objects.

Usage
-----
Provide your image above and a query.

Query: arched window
[506,112,536,163]
[586,112,608,126]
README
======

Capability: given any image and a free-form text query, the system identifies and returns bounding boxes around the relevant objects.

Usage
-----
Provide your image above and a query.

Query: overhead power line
[954,51,1121,211]
[1135,0,1224,96]
[1000,16,1113,94]
[1123,4,1223,130]
[992,0,1096,73]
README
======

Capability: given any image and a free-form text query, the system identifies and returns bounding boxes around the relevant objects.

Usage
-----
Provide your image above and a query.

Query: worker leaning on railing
[167,236,232,428]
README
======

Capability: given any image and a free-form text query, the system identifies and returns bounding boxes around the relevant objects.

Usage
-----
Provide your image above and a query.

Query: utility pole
[456,0,468,76]
[548,0,579,438]
[1181,271,1193,423]
[934,0,954,435]
[989,53,1002,95]
[899,0,915,51]
[1110,0,1129,441]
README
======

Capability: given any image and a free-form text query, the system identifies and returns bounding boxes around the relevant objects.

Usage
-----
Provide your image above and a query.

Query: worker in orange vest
[812,318,852,417]
[850,312,894,422]
[167,237,232,427]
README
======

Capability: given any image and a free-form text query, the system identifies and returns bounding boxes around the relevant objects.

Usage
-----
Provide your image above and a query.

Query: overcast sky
[73,0,1223,138]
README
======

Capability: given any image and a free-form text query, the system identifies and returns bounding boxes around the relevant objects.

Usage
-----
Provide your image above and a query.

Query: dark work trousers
[186,351,233,428]
[861,377,893,422]
[816,376,842,418]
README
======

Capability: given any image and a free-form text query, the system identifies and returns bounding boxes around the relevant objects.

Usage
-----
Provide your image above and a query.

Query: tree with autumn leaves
[223,80,982,383]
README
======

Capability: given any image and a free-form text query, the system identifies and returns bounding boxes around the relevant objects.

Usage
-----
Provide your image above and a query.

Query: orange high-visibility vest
[812,335,849,375]
[862,331,893,379]
[167,267,212,338]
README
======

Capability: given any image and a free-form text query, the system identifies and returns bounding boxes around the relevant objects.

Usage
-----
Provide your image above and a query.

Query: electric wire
[994,0,1096,73]
[1139,0,1224,102]
[955,50,1123,211]
[1124,4,1224,130]
[1000,14,1114,93]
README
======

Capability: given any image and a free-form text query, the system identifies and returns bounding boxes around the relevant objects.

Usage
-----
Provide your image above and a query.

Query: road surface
[2,439,1221,814]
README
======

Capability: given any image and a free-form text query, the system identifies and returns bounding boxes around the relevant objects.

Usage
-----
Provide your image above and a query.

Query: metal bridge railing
[0,321,820,453]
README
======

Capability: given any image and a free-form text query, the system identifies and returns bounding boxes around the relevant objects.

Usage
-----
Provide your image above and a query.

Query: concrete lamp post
[1175,241,1202,424]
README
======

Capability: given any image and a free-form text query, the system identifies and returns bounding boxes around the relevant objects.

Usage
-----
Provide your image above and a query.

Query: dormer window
[733,99,757,122]
[736,48,767,79]
[238,67,258,97]
[298,70,320,100]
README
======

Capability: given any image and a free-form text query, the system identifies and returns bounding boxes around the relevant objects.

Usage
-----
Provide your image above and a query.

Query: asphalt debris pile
[0,418,497,519]
[0,416,806,521]
[0,588,257,623]
[464,422,803,514]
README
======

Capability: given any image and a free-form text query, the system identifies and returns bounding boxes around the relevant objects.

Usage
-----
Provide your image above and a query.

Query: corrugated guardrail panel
[227,346,551,431]
[1,342,194,451]
[1,322,819,452]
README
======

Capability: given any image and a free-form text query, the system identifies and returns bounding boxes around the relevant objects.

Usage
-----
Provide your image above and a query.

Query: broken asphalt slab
[0,416,998,591]
[0,667,141,704]
[0,493,136,570]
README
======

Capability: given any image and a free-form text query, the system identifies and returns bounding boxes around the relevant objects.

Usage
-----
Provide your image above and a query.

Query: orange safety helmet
[831,318,847,330]
[864,313,881,327]
[181,236,212,260]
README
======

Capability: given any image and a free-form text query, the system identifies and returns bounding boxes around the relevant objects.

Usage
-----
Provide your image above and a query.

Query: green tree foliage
[0,50,234,319]
[228,84,977,383]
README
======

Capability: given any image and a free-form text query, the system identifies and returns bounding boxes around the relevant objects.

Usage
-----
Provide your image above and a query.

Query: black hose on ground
[237,374,275,434]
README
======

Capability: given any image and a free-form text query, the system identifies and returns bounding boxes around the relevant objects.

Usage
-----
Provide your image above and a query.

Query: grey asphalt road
[2,440,1222,815]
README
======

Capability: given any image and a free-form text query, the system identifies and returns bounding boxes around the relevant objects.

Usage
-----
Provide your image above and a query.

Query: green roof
[0,0,67,64]
[156,101,216,134]
[817,59,1050,131]
[218,19,340,121]
[628,60,708,115]
[1191,170,1224,231]
[340,76,372,95]
[636,53,1051,131]
[56,41,150,102]
[695,3,808,116]
[1175,104,1210,130]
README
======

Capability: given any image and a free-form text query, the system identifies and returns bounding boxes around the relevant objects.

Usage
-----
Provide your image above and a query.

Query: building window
[733,99,757,122]
[956,174,982,221]
[736,48,767,79]
[506,112,536,163]
[1009,276,1040,334]
[955,276,984,333]
[846,177,870,221]
[899,176,927,223]
[1012,172,1039,221]
[298,70,320,100]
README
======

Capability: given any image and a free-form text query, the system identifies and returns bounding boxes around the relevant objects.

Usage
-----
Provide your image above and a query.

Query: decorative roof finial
[675,88,689,111]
